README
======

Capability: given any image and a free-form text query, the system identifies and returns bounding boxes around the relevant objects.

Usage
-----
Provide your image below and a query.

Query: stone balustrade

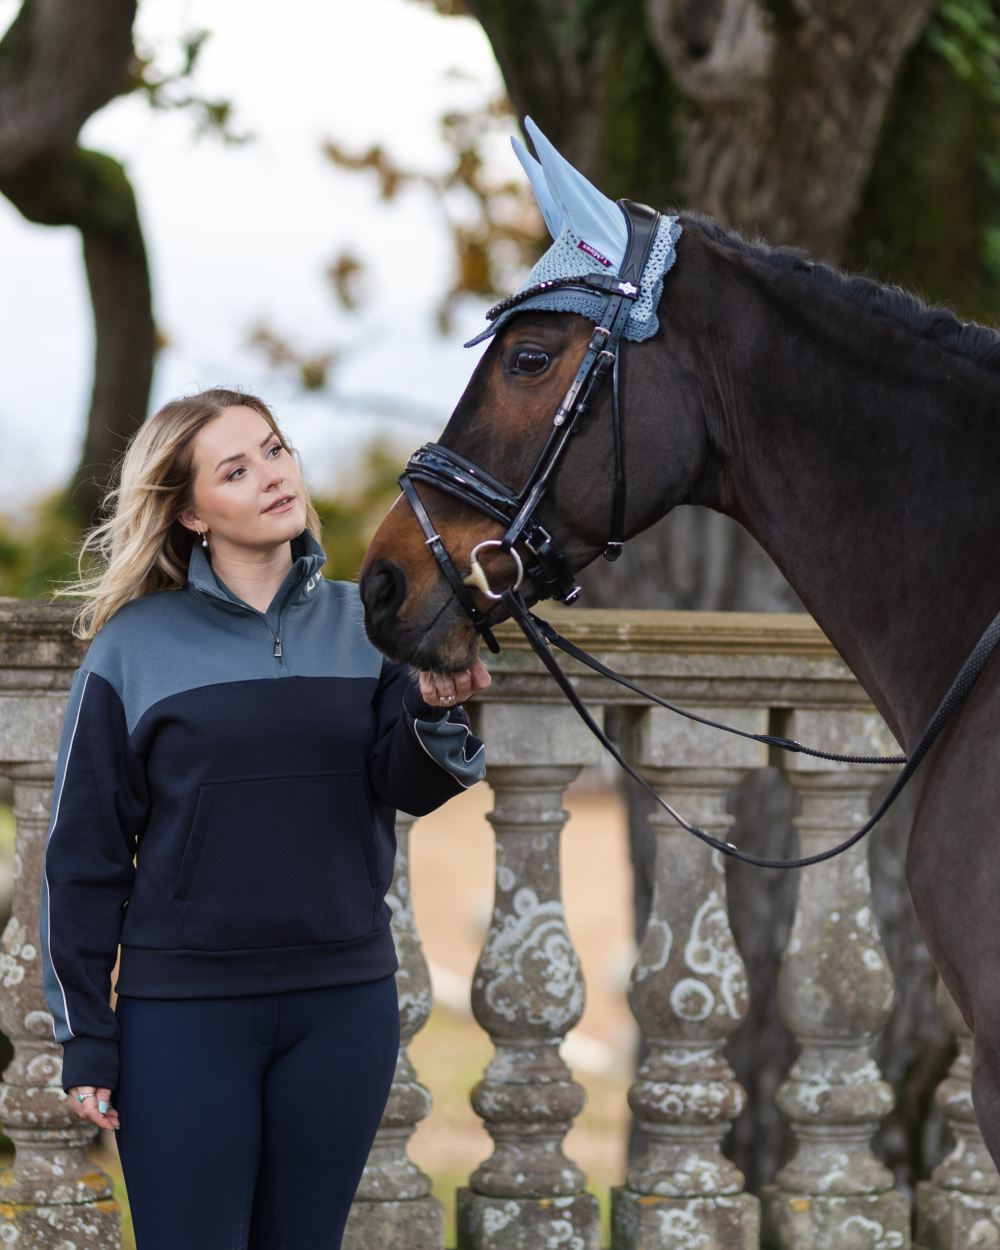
[0,597,995,1249]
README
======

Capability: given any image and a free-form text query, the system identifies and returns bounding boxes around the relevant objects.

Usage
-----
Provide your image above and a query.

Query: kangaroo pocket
[174,770,382,950]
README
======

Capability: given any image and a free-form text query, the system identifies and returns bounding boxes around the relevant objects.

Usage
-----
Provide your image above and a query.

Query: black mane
[681,210,1000,374]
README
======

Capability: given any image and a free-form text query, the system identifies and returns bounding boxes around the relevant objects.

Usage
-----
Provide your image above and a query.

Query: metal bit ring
[463,539,524,601]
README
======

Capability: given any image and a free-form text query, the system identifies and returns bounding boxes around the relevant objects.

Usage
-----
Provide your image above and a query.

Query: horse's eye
[513,349,550,375]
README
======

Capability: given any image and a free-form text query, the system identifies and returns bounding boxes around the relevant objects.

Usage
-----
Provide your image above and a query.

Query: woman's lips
[264,495,295,513]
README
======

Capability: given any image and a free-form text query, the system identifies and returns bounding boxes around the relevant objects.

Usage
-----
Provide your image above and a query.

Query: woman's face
[178,405,307,550]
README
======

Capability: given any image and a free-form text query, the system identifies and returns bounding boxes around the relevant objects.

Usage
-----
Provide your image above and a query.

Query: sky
[0,0,512,528]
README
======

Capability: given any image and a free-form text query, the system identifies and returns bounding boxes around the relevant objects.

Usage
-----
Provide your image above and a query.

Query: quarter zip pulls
[186,528,327,661]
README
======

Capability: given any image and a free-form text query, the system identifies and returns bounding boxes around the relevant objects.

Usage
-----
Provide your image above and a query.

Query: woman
[39,387,490,1249]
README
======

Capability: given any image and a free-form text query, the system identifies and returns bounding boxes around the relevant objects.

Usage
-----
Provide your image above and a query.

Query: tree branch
[0,0,136,178]
[0,0,153,526]
[1,146,155,521]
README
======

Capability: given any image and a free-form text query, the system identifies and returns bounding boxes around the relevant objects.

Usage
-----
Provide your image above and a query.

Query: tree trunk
[0,0,154,527]
[646,0,937,259]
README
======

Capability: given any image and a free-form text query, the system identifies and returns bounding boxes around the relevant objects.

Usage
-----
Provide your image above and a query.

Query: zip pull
[274,635,282,658]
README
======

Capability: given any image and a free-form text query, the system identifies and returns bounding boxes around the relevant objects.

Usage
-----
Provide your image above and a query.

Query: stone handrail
[0,598,994,1248]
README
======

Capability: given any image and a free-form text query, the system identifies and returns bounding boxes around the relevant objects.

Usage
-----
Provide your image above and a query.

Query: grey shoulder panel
[82,579,384,736]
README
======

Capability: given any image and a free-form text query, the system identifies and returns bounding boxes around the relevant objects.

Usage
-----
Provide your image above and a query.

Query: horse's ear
[511,136,564,241]
[523,115,628,270]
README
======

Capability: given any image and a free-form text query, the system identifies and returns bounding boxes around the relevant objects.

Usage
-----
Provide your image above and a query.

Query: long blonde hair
[49,387,324,641]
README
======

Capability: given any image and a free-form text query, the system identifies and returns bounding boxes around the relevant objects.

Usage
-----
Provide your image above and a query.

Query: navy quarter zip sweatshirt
[39,527,486,1094]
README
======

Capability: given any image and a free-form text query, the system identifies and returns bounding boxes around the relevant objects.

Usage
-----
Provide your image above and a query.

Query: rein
[396,199,1000,869]
[502,588,1000,870]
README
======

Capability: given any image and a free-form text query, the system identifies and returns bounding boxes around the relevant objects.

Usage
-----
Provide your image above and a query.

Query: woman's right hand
[68,1085,119,1131]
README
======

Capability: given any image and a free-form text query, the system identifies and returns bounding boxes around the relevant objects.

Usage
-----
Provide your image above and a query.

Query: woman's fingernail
[98,1100,108,1113]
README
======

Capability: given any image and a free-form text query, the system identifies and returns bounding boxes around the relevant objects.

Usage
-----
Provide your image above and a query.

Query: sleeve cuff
[403,681,449,721]
[59,1036,120,1095]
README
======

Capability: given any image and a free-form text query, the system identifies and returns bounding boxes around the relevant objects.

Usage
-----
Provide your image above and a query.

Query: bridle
[392,201,1000,869]
[399,198,663,656]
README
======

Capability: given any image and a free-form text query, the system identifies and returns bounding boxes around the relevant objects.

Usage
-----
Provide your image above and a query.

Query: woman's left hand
[417,657,492,709]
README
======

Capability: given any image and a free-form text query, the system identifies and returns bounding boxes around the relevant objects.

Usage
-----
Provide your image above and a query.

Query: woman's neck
[207,539,294,614]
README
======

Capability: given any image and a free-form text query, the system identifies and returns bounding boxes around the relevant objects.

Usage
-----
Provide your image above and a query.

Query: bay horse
[358,203,1000,1168]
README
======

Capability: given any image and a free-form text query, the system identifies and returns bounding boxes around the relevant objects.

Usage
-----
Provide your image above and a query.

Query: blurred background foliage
[0,438,406,597]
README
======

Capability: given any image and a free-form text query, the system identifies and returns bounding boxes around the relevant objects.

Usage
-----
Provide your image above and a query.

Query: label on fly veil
[577,239,612,267]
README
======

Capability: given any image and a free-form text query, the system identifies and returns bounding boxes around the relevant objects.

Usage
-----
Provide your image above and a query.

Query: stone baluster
[455,701,602,1250]
[0,765,122,1247]
[612,705,764,1250]
[763,709,909,1250]
[345,810,444,1249]
[915,976,1000,1248]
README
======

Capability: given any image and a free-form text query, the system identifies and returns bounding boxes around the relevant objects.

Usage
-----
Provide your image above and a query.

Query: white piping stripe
[410,714,485,790]
[43,670,90,1041]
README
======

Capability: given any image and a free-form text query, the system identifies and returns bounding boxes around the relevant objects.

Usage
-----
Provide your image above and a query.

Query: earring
[200,529,208,548]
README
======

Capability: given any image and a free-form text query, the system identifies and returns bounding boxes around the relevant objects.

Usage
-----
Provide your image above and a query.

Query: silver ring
[467,539,524,601]
[76,1091,96,1102]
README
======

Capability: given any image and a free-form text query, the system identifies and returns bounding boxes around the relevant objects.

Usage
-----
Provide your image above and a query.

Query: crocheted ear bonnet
[464,116,682,349]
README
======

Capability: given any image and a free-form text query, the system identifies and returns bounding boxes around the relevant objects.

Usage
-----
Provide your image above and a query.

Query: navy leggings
[112,973,400,1250]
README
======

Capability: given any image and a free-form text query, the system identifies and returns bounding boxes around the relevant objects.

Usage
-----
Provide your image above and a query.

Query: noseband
[398,198,663,654]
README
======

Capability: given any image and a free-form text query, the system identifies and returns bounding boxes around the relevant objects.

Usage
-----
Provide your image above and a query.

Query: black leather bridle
[399,198,663,656]
[392,200,1000,869]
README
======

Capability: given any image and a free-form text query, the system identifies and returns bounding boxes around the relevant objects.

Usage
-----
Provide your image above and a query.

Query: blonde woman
[40,387,489,1249]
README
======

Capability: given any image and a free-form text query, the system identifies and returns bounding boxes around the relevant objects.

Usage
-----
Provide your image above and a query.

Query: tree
[0,0,150,526]
[0,1,246,528]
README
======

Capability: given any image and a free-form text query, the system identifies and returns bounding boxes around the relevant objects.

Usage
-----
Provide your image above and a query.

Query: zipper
[192,572,302,663]
[252,613,283,659]
[252,591,293,662]
[272,579,298,659]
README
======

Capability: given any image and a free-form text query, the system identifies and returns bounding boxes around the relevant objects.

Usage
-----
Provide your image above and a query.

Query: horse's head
[360,120,715,670]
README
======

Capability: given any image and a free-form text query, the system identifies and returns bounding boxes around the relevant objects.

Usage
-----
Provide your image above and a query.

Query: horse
[357,139,1000,1169]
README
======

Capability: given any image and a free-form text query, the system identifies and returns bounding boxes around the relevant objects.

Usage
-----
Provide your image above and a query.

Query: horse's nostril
[361,559,406,620]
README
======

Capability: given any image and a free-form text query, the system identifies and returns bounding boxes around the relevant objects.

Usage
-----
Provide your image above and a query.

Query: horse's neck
[692,243,1000,747]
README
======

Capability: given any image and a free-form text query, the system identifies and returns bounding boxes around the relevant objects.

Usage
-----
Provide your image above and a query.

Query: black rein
[503,587,1000,870]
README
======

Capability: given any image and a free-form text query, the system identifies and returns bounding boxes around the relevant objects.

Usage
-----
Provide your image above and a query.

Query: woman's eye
[513,349,549,374]
[226,443,282,482]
